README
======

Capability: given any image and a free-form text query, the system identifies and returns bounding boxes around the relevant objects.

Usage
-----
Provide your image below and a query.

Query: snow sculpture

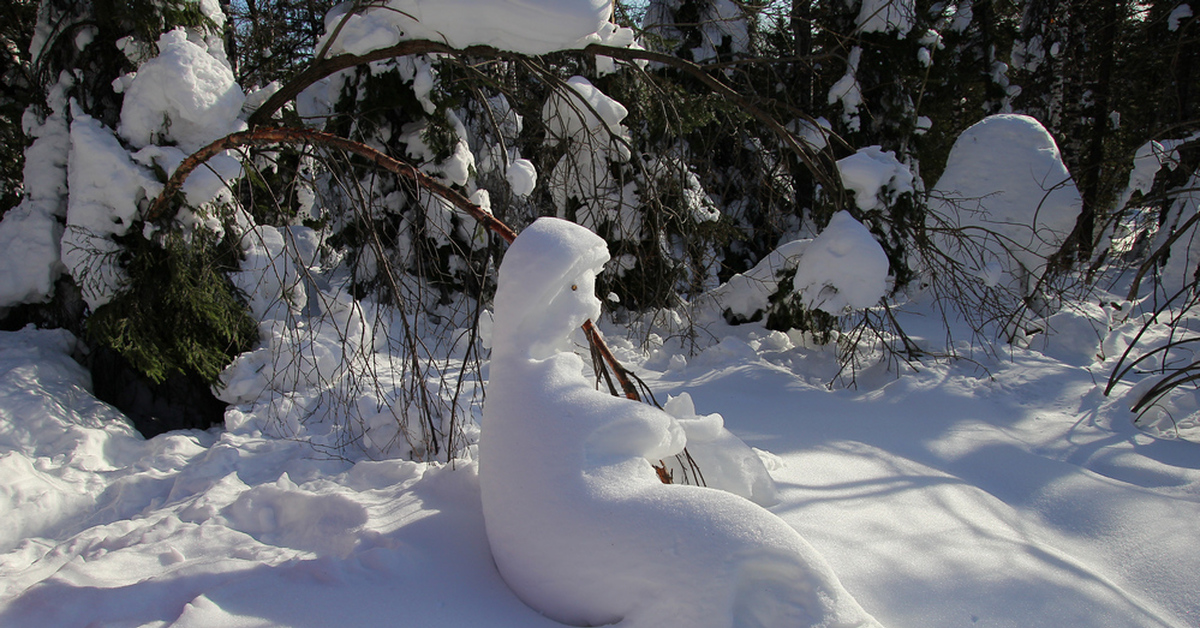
[480,217,883,628]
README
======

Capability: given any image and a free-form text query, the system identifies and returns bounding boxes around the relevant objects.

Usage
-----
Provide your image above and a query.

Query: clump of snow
[789,116,833,151]
[793,211,890,315]
[506,159,538,197]
[1117,140,1171,210]
[480,217,882,627]
[1156,170,1200,293]
[0,74,73,307]
[118,28,247,153]
[837,146,915,212]
[1169,3,1193,31]
[661,392,779,505]
[857,0,915,36]
[701,238,812,320]
[543,75,630,152]
[543,76,640,236]
[642,0,751,61]
[322,0,615,57]
[927,114,1082,295]
[829,47,864,132]
[61,110,161,309]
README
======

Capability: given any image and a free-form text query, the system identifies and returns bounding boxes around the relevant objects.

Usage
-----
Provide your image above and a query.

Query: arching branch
[243,39,845,199]
[144,126,518,243]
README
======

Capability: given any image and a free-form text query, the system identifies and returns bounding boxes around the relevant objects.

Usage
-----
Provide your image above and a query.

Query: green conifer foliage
[87,230,258,385]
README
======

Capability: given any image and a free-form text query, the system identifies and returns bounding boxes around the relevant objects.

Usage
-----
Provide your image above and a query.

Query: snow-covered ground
[3,0,1199,625]
[1,281,1198,627]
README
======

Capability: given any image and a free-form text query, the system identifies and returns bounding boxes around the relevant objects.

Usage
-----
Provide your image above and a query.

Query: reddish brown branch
[242,39,843,200]
[247,40,500,128]
[144,127,518,243]
[151,125,673,481]
[581,319,640,402]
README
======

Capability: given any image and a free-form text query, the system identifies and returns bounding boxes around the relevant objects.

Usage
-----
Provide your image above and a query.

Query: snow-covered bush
[922,114,1083,338]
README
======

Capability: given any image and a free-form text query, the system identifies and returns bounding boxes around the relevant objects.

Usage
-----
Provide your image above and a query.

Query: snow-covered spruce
[479,217,883,628]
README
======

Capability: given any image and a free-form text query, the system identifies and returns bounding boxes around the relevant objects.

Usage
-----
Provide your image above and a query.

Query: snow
[1169,3,1193,31]
[829,47,864,132]
[4,2,1200,627]
[836,145,915,212]
[702,237,812,320]
[0,74,71,307]
[3,264,1200,626]
[927,114,1082,295]
[505,158,538,197]
[480,217,881,627]
[62,109,161,309]
[857,0,915,36]
[321,0,615,57]
[793,211,891,314]
[118,29,246,153]
[643,0,751,61]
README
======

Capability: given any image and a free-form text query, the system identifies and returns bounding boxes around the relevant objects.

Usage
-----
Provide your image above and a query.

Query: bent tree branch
[145,125,651,441]
[243,39,845,199]
[145,126,518,243]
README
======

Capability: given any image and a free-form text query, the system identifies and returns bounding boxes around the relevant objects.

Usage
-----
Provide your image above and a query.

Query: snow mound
[702,238,811,320]
[793,211,891,314]
[480,217,882,628]
[928,114,1082,295]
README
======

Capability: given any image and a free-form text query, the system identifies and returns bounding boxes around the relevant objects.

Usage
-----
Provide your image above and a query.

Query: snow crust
[480,217,881,627]
[928,114,1082,294]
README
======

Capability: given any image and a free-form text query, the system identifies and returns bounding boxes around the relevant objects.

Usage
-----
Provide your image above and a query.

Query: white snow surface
[928,114,1082,294]
[322,0,614,57]
[118,29,246,153]
[793,211,891,314]
[837,145,915,212]
[61,110,161,309]
[2,258,1200,626]
[479,217,881,627]
[857,0,915,36]
[506,158,538,197]
[1169,3,1193,31]
[0,75,71,307]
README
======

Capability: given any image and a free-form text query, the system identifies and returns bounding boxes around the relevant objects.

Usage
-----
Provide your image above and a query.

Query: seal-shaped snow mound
[479,217,884,628]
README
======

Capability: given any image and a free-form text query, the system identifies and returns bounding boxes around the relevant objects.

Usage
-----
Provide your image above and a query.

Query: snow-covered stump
[479,217,883,628]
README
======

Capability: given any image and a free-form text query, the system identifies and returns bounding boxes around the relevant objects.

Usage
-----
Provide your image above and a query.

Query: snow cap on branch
[323,0,615,57]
